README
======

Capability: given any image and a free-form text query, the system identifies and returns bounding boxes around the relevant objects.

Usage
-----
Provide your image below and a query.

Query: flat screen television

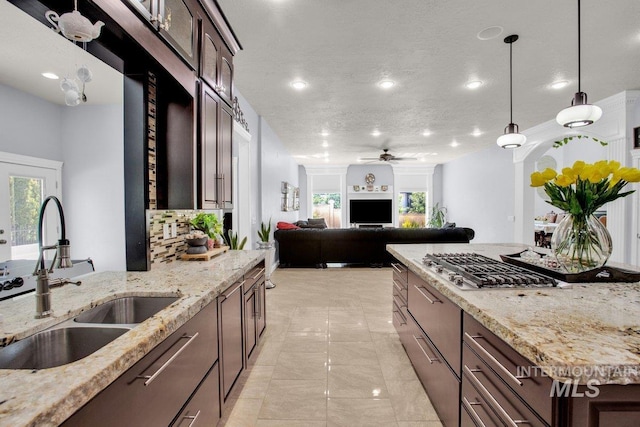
[349,199,393,224]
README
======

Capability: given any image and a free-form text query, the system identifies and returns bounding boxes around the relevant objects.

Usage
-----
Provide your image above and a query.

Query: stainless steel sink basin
[0,327,128,370]
[74,296,179,324]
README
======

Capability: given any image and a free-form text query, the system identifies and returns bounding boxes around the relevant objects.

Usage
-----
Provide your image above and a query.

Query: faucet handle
[48,278,81,289]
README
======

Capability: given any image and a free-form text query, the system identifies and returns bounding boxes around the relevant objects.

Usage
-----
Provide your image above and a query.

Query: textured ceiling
[218,0,640,166]
[0,1,122,106]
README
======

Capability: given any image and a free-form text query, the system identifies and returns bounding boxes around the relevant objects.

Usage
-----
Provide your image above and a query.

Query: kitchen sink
[0,327,128,370]
[74,296,179,324]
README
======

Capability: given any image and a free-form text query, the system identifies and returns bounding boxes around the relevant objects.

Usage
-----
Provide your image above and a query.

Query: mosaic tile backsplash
[147,209,222,267]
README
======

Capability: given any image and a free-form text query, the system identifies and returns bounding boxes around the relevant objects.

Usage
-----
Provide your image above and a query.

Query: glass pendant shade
[556,92,602,128]
[497,123,526,148]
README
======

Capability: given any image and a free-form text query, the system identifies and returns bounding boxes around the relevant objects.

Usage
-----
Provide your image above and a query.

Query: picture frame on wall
[634,127,640,149]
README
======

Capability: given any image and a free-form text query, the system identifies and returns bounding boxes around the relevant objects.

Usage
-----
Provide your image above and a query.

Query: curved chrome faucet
[33,196,77,319]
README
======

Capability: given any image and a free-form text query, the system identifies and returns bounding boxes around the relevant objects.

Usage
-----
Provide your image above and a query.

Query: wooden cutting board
[181,246,230,261]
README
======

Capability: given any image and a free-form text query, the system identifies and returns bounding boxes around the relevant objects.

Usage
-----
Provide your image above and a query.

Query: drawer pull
[413,335,440,364]
[393,310,406,325]
[392,279,403,293]
[182,410,201,427]
[464,332,529,387]
[391,263,403,274]
[462,397,487,427]
[251,268,265,280]
[138,332,200,386]
[464,365,530,427]
[220,280,245,300]
[413,285,441,304]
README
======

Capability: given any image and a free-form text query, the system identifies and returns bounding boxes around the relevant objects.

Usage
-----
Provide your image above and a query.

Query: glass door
[0,162,58,261]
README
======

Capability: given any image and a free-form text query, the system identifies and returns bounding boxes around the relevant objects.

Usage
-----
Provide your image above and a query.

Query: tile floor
[220,267,443,427]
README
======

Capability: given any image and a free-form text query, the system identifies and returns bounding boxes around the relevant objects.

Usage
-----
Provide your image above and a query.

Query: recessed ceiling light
[324,157,330,163]
[371,130,381,137]
[41,72,59,80]
[320,130,329,137]
[321,141,329,148]
[378,79,395,89]
[465,80,483,90]
[431,153,438,156]
[550,80,569,90]
[477,26,504,41]
[290,80,307,90]
[422,130,432,137]
[471,128,483,137]
[450,141,460,147]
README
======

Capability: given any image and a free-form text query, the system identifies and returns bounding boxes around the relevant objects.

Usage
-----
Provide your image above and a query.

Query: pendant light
[556,0,602,128]
[497,34,526,149]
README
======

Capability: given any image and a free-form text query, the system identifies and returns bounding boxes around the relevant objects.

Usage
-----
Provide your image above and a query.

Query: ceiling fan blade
[391,157,418,161]
[359,157,382,161]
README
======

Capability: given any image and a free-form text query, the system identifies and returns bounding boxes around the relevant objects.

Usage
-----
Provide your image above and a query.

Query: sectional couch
[274,227,475,267]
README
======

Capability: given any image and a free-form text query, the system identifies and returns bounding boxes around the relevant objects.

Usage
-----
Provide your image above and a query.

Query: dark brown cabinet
[62,301,218,427]
[218,279,245,400]
[172,362,220,426]
[244,263,266,363]
[199,83,233,209]
[200,15,234,105]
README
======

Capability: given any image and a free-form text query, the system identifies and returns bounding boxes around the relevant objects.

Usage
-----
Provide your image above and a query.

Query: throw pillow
[294,220,308,227]
[276,221,300,230]
[442,222,456,228]
[306,218,327,229]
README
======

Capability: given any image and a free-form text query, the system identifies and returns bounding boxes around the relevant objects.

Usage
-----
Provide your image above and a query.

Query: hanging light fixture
[556,0,602,128]
[497,34,526,149]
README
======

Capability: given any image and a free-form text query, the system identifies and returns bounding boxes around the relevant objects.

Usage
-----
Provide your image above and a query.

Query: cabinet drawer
[392,282,407,308]
[408,270,461,376]
[405,316,460,427]
[461,386,503,427]
[463,344,548,427]
[172,362,220,426]
[63,301,218,427]
[391,261,408,284]
[245,263,266,290]
[463,314,552,424]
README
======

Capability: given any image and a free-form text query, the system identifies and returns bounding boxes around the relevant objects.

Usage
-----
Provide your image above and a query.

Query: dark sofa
[274,227,475,267]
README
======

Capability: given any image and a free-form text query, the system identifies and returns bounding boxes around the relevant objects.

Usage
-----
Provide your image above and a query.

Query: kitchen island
[388,242,640,427]
[0,250,264,427]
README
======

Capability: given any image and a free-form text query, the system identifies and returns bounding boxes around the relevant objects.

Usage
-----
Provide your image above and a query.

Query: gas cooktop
[420,252,558,290]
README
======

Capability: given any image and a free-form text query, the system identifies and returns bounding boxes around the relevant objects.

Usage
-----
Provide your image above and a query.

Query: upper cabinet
[201,15,234,105]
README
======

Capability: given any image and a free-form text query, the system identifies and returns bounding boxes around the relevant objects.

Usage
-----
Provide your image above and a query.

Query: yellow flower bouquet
[530,160,640,272]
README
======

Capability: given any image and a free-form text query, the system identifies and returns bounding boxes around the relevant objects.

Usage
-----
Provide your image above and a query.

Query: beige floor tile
[386,379,440,421]
[283,331,329,353]
[328,341,379,366]
[254,339,284,366]
[272,351,328,380]
[329,308,367,323]
[328,364,388,398]
[328,322,372,342]
[259,380,328,420]
[220,398,262,427]
[236,365,275,400]
[256,421,327,427]
[396,422,444,427]
[327,398,398,427]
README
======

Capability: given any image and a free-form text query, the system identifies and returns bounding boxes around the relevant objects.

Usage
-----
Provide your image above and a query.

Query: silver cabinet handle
[413,285,441,304]
[391,263,403,274]
[252,268,265,280]
[0,239,6,244]
[182,410,201,427]
[138,333,199,386]
[412,335,440,364]
[392,280,403,293]
[393,310,406,326]
[462,396,487,427]
[220,280,244,301]
[464,365,529,427]
[464,332,529,387]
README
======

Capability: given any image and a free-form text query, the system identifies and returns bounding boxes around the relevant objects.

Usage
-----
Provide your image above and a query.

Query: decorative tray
[500,250,640,283]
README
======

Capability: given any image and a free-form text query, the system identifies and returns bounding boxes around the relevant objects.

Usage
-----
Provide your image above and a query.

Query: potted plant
[257,219,272,249]
[190,213,223,248]
[427,203,447,228]
[222,230,247,250]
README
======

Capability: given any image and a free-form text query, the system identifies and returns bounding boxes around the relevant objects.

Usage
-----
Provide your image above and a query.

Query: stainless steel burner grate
[422,252,557,289]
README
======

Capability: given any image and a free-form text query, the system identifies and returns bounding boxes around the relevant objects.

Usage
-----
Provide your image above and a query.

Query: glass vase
[551,214,612,273]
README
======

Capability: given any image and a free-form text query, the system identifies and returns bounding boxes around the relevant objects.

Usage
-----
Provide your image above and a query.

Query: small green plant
[401,219,420,228]
[190,213,222,239]
[427,203,447,228]
[258,219,272,243]
[553,135,607,149]
[223,230,247,250]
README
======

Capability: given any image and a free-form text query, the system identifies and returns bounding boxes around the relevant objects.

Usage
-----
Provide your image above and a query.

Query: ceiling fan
[360,149,417,163]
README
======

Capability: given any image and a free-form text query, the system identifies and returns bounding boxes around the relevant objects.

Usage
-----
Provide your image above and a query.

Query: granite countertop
[387,243,640,386]
[0,250,264,427]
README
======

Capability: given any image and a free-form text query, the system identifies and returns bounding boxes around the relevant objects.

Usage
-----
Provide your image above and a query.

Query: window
[312,193,341,228]
[398,192,426,228]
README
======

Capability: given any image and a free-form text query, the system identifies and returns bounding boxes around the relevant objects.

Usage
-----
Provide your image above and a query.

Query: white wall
[0,84,63,160]
[442,145,515,243]
[61,105,126,271]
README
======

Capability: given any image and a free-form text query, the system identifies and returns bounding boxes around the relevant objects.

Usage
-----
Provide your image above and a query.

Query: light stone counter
[387,243,640,386]
[0,250,264,427]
